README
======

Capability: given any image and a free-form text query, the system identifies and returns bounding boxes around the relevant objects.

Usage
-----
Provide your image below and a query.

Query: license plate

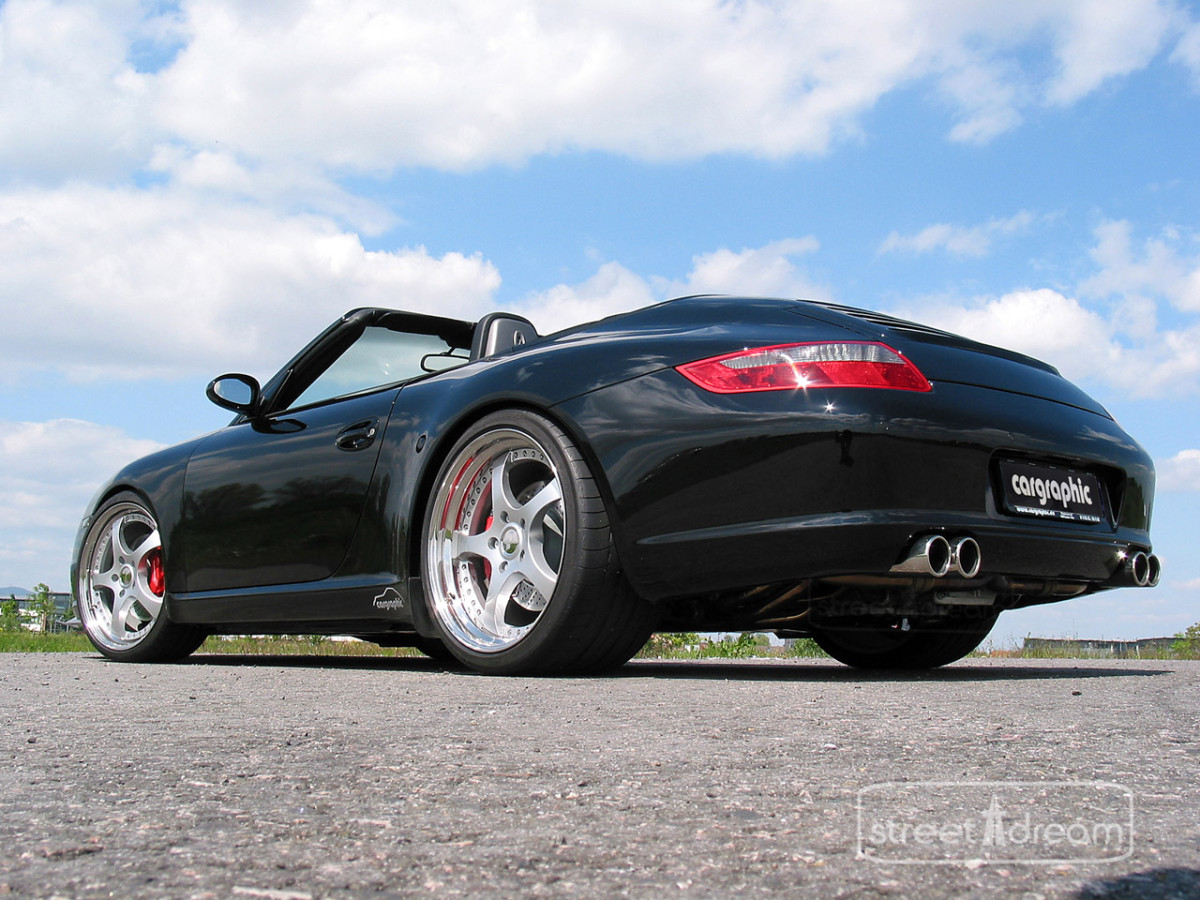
[998,460,1107,524]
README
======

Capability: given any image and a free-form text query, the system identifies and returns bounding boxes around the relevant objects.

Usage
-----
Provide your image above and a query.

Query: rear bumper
[555,370,1156,602]
[627,509,1147,600]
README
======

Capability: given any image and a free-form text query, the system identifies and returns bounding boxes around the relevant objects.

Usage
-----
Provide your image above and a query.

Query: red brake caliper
[145,547,165,597]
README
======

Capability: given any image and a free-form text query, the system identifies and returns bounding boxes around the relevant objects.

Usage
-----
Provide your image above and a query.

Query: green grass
[198,635,425,657]
[1,630,820,659]
[1012,643,1180,660]
[0,631,94,653]
[0,632,430,657]
[4,631,1196,660]
[635,632,827,660]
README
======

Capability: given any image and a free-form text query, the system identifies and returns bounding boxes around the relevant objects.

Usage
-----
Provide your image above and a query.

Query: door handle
[335,418,380,451]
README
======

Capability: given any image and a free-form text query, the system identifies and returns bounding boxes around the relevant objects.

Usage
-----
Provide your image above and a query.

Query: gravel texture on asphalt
[2,653,1198,898]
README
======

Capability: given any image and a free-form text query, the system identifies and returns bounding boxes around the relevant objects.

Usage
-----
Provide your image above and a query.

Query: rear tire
[421,410,654,675]
[811,613,996,669]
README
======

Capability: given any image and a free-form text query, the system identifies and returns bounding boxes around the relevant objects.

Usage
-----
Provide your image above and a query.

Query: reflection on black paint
[251,418,306,435]
[184,474,363,591]
[836,430,854,467]
[179,389,399,593]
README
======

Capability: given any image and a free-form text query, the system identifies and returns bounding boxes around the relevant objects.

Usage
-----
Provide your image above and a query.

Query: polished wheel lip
[78,501,165,653]
[426,427,565,654]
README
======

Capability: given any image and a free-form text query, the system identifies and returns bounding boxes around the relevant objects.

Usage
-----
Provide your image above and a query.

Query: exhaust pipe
[1125,551,1150,587]
[891,534,952,577]
[1146,553,1162,587]
[1107,548,1161,588]
[951,537,982,578]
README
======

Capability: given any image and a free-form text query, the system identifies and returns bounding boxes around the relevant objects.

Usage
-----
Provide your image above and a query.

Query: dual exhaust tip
[1124,550,1161,588]
[893,536,1162,588]
[892,535,982,579]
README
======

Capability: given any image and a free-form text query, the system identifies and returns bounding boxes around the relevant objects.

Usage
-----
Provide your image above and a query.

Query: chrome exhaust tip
[1146,553,1162,588]
[891,534,953,578]
[1126,551,1151,587]
[951,537,982,578]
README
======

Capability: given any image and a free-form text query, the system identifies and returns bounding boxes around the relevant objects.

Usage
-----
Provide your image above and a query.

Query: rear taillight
[676,342,932,394]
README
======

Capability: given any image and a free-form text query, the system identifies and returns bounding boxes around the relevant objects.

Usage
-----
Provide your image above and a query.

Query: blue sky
[2,0,1198,643]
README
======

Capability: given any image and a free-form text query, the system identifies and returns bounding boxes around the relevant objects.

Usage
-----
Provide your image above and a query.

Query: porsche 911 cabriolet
[73,295,1159,673]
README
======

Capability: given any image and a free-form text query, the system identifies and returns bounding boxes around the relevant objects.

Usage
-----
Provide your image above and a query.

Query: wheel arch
[73,482,159,588]
[403,397,624,590]
[73,436,196,599]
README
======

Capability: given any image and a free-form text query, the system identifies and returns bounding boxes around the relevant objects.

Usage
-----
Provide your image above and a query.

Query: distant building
[1022,636,1177,658]
[4,591,74,633]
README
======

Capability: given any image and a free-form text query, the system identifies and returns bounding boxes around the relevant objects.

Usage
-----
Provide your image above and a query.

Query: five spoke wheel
[426,428,565,652]
[422,411,654,674]
[76,492,205,662]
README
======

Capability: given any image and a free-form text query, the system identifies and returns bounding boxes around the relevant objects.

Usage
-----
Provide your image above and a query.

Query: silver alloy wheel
[426,427,566,653]
[78,500,166,652]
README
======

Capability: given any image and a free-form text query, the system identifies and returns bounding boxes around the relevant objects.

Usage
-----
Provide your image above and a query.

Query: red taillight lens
[676,342,932,394]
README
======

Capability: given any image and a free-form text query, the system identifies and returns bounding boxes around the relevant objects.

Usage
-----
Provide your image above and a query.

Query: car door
[176,313,472,593]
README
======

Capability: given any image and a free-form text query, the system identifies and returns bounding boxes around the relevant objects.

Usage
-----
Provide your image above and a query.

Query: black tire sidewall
[811,613,997,670]
[420,410,604,674]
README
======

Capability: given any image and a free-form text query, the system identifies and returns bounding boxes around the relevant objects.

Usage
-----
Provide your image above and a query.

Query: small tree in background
[29,583,57,633]
[1172,622,1200,659]
[0,597,20,632]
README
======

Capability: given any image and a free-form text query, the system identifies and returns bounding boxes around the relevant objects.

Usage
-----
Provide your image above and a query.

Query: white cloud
[664,238,826,298]
[0,0,161,181]
[150,0,921,169]
[1157,449,1200,492]
[146,145,395,234]
[1081,220,1200,312]
[939,57,1025,145]
[0,184,501,383]
[879,211,1036,257]
[917,288,1121,379]
[5,0,1194,181]
[912,287,1200,398]
[516,237,827,335]
[901,220,1200,398]
[150,0,1191,169]
[0,193,826,377]
[1174,16,1200,88]
[0,419,167,590]
[517,262,657,335]
[1041,0,1173,105]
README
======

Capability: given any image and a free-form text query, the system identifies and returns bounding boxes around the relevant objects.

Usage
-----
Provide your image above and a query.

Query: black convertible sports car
[73,295,1159,673]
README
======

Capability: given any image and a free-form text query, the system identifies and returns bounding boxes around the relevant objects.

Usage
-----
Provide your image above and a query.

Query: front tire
[810,613,997,669]
[76,492,205,662]
[421,410,653,674]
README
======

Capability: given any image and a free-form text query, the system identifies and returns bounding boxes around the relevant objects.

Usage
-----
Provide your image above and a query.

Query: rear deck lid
[795,301,1110,417]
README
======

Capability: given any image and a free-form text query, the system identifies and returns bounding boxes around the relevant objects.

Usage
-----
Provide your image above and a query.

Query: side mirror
[206,373,262,416]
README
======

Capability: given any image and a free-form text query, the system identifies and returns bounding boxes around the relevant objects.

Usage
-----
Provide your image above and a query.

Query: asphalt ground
[2,653,1198,899]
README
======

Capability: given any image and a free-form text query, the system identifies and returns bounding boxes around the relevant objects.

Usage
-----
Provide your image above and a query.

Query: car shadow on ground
[87,653,1178,683]
[1077,868,1200,899]
[617,659,1173,682]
